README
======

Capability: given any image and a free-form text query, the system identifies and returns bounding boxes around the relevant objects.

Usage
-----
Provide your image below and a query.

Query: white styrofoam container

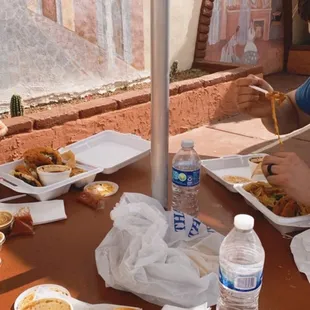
[234,184,310,234]
[59,130,151,174]
[201,154,267,193]
[0,160,102,201]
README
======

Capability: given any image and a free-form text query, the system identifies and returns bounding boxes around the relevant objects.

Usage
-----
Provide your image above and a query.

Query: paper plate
[14,284,70,310]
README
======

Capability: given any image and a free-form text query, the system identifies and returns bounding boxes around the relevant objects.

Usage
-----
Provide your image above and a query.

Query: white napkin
[161,305,210,310]
[0,200,67,225]
[290,229,310,282]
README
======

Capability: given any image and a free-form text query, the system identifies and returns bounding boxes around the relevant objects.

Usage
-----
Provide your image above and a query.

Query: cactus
[169,60,179,81]
[10,95,24,117]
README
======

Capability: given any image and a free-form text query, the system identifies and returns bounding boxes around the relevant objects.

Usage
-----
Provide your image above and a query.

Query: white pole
[151,0,170,208]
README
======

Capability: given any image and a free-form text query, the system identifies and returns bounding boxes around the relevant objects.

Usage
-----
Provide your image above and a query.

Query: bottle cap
[181,140,194,148]
[234,214,254,230]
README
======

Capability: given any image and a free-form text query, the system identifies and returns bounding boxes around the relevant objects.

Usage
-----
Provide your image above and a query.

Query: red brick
[196,41,207,50]
[76,98,117,119]
[3,117,33,135]
[169,83,180,96]
[199,24,209,33]
[111,88,151,109]
[203,0,214,10]
[200,15,211,25]
[202,7,213,17]
[198,33,208,42]
[30,106,78,129]
[195,50,206,58]
[177,78,203,93]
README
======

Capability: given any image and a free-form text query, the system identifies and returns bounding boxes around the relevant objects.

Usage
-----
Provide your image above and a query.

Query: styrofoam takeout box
[59,130,151,174]
[0,131,150,201]
[0,160,101,201]
[201,154,267,193]
[234,184,310,234]
[202,154,310,234]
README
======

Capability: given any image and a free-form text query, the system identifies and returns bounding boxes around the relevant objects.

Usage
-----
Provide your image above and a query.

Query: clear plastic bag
[95,193,224,308]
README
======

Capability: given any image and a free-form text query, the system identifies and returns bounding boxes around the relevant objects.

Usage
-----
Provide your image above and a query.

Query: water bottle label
[219,267,263,292]
[172,168,200,187]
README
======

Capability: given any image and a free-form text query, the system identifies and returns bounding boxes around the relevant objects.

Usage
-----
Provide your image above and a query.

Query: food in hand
[244,182,310,217]
[222,175,251,184]
[265,91,286,145]
[24,147,63,169]
[20,298,71,310]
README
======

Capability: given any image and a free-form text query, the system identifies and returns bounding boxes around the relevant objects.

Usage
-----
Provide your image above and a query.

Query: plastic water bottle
[172,140,201,216]
[217,214,265,310]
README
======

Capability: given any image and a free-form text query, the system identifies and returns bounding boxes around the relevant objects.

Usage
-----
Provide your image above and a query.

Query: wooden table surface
[1,149,310,309]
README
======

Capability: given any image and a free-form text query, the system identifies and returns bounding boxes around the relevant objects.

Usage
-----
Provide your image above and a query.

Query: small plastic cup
[0,231,6,265]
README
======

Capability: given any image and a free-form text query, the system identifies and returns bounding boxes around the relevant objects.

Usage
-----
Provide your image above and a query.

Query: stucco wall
[143,0,202,71]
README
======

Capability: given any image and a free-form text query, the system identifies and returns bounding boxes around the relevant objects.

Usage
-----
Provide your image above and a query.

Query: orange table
[1,153,310,309]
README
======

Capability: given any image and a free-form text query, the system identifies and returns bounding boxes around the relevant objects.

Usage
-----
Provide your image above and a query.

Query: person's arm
[237,76,310,135]
[262,80,310,135]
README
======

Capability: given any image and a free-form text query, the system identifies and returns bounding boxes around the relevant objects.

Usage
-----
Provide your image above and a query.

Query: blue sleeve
[295,78,310,115]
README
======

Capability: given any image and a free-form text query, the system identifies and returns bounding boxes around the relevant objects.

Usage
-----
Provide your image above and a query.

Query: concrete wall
[143,0,202,71]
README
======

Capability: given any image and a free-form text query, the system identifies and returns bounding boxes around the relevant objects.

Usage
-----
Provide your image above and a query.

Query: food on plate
[20,298,71,310]
[84,182,117,198]
[0,211,14,234]
[12,171,42,187]
[243,182,310,217]
[24,147,63,169]
[265,91,286,145]
[37,165,72,186]
[222,175,251,184]
[61,150,76,168]
[10,207,34,237]
[14,164,34,176]
[70,167,85,177]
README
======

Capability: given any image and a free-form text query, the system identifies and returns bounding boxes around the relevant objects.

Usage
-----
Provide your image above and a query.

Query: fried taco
[24,147,62,169]
[12,171,42,187]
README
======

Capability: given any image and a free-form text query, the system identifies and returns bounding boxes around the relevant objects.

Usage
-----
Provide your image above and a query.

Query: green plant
[169,60,179,81]
[10,95,24,117]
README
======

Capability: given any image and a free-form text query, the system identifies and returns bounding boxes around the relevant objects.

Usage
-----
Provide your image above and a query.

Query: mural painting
[205,0,284,73]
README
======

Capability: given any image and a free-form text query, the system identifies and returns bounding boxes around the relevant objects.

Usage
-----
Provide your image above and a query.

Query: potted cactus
[10,94,24,117]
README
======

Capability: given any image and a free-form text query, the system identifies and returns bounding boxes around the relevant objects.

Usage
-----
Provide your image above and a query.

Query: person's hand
[236,74,274,118]
[0,120,7,137]
[262,152,310,206]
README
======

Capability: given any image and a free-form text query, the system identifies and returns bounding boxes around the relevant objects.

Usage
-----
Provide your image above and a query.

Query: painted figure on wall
[205,0,284,74]
[208,0,221,45]
[220,26,240,63]
[237,0,251,45]
[242,20,258,64]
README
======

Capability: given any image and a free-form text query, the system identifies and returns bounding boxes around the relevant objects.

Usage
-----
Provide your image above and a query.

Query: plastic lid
[181,140,194,148]
[234,214,254,230]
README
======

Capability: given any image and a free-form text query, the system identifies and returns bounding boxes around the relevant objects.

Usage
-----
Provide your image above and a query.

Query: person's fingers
[237,88,258,96]
[237,94,260,104]
[261,163,284,176]
[271,152,296,158]
[266,174,289,187]
[262,155,284,165]
[236,76,257,87]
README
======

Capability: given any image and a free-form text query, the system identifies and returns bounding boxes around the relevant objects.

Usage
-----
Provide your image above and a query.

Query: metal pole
[151,0,170,208]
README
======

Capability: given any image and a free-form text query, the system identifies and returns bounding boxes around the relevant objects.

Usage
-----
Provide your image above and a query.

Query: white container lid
[181,140,194,148]
[234,214,254,230]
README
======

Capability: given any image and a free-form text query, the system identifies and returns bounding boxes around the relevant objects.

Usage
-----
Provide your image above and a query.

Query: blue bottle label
[172,168,200,187]
[219,266,263,292]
